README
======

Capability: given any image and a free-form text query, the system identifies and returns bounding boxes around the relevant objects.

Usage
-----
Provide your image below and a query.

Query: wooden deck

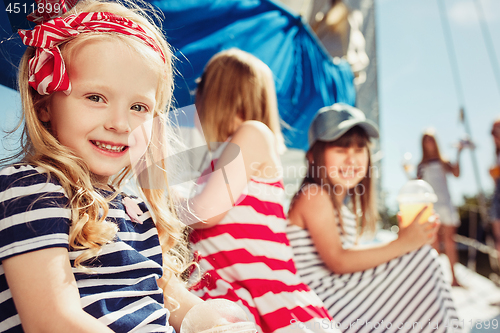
[440,256,500,333]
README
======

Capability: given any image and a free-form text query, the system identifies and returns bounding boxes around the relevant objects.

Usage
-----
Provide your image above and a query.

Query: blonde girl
[183,48,338,333]
[417,130,463,286]
[0,0,204,332]
[287,104,462,332]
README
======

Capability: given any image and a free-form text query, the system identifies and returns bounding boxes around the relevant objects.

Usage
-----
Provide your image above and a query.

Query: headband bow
[18,12,166,95]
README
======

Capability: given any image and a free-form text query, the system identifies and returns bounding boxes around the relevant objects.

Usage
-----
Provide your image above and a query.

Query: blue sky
[1,0,499,213]
[376,0,500,212]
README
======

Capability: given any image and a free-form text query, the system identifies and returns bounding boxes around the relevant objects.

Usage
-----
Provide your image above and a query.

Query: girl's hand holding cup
[397,207,440,252]
[397,180,439,251]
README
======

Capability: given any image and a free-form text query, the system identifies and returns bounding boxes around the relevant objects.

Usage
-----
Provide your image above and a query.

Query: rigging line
[436,0,466,107]
[437,0,489,224]
[473,0,500,98]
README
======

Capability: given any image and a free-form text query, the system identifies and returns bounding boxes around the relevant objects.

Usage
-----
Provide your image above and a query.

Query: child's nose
[345,150,356,165]
[105,107,131,133]
[345,155,355,165]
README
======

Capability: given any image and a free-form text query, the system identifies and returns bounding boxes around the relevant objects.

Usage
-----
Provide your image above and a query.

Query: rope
[436,0,466,107]
[473,0,500,98]
[454,234,498,258]
[436,0,489,227]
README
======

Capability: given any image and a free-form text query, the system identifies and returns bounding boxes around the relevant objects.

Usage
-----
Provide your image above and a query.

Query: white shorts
[434,202,460,227]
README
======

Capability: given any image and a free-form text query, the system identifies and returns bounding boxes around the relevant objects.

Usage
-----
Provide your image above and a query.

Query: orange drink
[397,180,437,228]
[399,202,434,228]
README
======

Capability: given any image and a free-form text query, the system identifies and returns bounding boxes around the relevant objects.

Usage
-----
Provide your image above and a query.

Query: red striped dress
[189,143,337,333]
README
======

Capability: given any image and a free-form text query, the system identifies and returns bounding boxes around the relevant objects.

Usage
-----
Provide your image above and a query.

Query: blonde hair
[195,48,285,153]
[10,0,189,279]
[296,126,378,235]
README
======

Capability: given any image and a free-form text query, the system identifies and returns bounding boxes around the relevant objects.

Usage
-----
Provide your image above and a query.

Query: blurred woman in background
[418,130,463,286]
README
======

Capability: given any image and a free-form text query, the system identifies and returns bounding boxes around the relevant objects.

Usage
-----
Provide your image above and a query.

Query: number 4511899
[5,2,61,14]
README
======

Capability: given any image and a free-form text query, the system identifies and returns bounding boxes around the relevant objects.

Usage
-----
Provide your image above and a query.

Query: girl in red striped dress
[182,49,337,333]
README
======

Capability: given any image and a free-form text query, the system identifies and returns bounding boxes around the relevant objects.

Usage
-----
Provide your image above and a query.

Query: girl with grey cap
[287,103,462,332]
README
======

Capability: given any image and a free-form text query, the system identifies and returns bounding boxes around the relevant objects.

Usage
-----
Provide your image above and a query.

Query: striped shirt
[0,165,172,333]
[189,143,337,333]
[287,205,462,333]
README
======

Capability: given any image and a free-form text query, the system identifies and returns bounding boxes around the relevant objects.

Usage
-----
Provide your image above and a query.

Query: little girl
[0,0,203,332]
[287,104,462,333]
[417,130,462,286]
[183,49,338,333]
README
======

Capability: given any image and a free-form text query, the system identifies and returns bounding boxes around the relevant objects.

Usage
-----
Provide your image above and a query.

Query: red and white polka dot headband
[19,10,166,95]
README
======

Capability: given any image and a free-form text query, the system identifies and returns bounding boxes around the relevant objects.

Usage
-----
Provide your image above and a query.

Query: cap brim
[316,118,379,142]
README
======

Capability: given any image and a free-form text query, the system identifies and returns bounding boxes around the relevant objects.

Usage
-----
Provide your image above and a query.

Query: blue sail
[0,0,355,150]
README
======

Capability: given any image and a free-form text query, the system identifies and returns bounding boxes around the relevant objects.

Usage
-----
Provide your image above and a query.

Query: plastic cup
[397,180,437,228]
[180,299,257,333]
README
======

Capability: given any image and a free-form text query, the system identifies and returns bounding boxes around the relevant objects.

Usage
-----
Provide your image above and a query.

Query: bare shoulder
[290,184,336,230]
[298,183,331,201]
[230,121,276,162]
[290,184,333,215]
[232,120,274,144]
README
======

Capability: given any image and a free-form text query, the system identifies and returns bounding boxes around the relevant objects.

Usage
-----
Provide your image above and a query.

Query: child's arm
[288,185,439,274]
[185,121,276,228]
[3,247,114,333]
[157,273,203,332]
[445,145,462,177]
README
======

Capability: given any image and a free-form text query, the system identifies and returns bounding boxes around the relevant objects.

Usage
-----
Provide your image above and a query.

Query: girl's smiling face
[323,144,369,191]
[43,38,158,186]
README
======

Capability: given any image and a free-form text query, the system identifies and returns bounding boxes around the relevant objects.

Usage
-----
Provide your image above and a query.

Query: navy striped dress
[286,206,462,333]
[0,165,172,333]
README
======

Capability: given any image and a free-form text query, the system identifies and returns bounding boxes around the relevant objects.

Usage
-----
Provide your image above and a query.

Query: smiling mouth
[340,169,361,178]
[91,140,127,152]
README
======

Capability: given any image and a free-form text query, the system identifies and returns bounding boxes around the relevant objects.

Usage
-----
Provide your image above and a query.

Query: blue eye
[131,104,148,112]
[87,95,103,103]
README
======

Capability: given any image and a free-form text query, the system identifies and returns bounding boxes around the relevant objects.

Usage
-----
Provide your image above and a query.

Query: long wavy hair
[195,48,286,154]
[295,126,378,235]
[4,0,190,281]
[420,131,447,165]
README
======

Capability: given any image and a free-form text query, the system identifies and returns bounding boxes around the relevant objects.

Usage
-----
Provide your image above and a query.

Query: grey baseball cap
[308,103,379,147]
